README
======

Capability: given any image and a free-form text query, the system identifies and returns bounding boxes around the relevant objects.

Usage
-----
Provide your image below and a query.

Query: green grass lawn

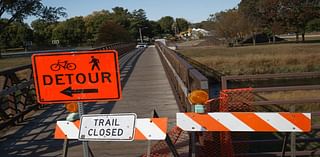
[179,43,320,75]
[0,57,31,71]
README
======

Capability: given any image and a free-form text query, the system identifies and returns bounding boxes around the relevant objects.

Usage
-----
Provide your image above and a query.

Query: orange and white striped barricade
[55,120,80,139]
[54,118,168,140]
[177,112,311,132]
[134,118,167,140]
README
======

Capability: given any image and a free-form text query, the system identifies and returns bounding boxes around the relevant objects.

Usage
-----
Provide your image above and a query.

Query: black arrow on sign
[61,87,98,97]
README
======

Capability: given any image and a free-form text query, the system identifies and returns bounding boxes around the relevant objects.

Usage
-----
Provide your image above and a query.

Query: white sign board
[78,113,136,141]
[52,40,59,45]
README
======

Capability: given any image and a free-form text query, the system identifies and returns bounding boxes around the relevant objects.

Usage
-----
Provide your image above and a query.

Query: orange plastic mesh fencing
[220,88,254,112]
[197,132,221,157]
[144,88,254,157]
[142,126,183,157]
[195,98,221,157]
[219,88,254,157]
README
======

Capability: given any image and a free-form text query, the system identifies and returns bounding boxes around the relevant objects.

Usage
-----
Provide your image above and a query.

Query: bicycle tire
[67,63,76,70]
[50,64,60,71]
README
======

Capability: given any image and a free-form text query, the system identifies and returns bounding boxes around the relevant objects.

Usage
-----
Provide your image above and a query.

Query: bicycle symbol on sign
[50,60,77,71]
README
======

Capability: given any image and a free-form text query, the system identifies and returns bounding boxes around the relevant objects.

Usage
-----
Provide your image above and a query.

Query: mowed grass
[0,57,31,71]
[179,43,320,75]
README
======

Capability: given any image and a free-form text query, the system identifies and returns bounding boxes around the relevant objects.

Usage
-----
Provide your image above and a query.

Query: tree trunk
[252,32,256,46]
[302,29,305,42]
[273,33,276,44]
[295,26,299,42]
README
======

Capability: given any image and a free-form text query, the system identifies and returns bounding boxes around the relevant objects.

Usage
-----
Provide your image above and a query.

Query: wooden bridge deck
[0,47,180,157]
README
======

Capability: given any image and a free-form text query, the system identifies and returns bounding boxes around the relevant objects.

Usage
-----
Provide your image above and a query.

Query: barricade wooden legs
[142,110,181,157]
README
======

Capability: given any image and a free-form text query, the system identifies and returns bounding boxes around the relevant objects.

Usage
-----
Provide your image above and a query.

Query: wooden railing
[155,42,208,112]
[0,65,37,130]
[155,42,209,157]
[93,42,135,56]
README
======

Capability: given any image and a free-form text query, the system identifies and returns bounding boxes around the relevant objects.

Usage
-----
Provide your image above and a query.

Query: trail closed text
[79,114,136,141]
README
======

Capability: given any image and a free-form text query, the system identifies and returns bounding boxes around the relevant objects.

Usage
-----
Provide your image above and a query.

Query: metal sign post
[290,105,296,157]
[62,138,68,157]
[78,102,90,157]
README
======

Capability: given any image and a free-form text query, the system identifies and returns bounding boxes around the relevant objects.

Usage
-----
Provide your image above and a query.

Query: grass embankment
[179,43,320,75]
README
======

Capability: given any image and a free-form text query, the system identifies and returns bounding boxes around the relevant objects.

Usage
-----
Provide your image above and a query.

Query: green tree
[96,20,131,44]
[175,18,189,33]
[110,7,132,29]
[129,9,149,40]
[280,0,320,41]
[212,9,247,45]
[52,16,86,46]
[257,0,285,43]
[148,20,162,38]
[84,10,110,45]
[158,16,174,35]
[31,19,57,47]
[239,0,263,45]
[0,20,32,49]
[0,0,66,31]
[307,18,320,32]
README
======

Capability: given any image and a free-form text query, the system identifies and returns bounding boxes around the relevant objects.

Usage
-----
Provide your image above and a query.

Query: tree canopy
[0,0,67,31]
[96,20,131,44]
[158,16,174,35]
[203,0,320,45]
[0,5,195,49]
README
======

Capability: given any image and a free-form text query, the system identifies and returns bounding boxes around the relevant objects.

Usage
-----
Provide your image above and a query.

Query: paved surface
[0,47,179,157]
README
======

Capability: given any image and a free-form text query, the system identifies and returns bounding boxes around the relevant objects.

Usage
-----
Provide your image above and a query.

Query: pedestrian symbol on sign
[90,56,100,71]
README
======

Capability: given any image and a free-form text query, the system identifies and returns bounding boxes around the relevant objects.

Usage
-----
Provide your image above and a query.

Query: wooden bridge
[0,42,319,157]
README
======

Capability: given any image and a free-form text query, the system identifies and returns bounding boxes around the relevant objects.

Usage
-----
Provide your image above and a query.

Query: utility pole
[139,28,143,43]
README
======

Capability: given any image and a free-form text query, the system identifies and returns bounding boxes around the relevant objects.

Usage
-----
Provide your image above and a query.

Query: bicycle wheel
[50,64,60,71]
[67,63,76,70]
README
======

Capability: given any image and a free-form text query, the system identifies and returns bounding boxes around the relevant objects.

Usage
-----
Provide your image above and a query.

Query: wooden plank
[189,69,208,90]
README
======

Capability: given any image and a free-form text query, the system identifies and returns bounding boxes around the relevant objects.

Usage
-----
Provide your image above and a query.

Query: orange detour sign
[32,50,121,104]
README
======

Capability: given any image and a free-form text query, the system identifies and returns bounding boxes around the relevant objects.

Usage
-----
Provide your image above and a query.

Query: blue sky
[26,0,239,24]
